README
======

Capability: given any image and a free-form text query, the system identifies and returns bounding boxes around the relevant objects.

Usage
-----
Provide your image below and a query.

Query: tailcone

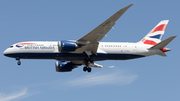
[165,48,171,52]
[160,48,171,52]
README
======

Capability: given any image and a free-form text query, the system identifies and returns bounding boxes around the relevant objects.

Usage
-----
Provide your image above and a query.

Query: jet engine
[58,40,78,52]
[55,61,76,72]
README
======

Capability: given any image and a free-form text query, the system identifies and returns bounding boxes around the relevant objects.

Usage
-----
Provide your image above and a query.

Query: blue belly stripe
[4,53,145,61]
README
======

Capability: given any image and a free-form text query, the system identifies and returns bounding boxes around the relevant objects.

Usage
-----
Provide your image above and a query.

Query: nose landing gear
[16,57,21,65]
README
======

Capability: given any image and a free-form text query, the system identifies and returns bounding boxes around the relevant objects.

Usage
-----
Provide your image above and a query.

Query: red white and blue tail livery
[140,20,169,45]
[3,4,176,73]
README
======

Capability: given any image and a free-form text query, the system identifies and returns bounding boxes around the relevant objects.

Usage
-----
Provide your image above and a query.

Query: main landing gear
[16,57,21,65]
[83,66,92,73]
[83,50,93,73]
[83,56,93,73]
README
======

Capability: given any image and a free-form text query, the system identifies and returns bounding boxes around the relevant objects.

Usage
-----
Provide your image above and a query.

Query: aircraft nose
[3,48,16,58]
[3,49,8,56]
[3,48,11,57]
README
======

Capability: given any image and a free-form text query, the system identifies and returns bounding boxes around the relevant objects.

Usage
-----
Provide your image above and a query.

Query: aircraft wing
[72,61,104,68]
[75,4,134,54]
[88,63,104,68]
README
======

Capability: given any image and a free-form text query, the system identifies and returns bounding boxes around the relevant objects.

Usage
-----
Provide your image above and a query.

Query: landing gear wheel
[83,66,87,72]
[17,61,21,65]
[83,67,92,73]
[87,67,92,73]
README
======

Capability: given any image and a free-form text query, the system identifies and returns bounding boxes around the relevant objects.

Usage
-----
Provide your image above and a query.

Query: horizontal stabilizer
[158,52,167,56]
[149,36,176,50]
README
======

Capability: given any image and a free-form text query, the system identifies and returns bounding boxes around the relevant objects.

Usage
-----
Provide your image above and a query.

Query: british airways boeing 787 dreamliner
[3,4,176,73]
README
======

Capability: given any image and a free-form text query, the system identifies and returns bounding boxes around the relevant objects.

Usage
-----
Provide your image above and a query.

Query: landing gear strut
[83,66,92,73]
[83,50,94,73]
[16,57,21,65]
[83,59,92,73]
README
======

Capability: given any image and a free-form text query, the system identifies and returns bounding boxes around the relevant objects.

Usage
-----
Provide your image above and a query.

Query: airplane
[3,4,176,73]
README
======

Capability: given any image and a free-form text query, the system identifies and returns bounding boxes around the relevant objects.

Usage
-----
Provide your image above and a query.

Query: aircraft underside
[5,53,145,61]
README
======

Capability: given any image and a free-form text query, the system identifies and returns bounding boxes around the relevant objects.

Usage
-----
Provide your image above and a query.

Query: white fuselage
[3,41,161,61]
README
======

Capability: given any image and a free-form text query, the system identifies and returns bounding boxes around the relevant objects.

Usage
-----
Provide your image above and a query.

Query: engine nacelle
[58,40,78,52]
[55,61,76,72]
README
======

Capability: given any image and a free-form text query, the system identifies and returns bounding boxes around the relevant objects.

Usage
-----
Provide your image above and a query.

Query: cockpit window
[9,46,13,48]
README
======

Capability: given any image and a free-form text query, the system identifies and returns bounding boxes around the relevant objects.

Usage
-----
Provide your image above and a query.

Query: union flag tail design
[139,20,169,45]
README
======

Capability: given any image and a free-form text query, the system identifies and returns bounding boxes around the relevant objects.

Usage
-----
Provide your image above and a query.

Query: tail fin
[138,20,169,45]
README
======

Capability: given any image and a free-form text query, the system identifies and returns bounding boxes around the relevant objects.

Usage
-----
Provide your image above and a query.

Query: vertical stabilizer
[138,20,169,45]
